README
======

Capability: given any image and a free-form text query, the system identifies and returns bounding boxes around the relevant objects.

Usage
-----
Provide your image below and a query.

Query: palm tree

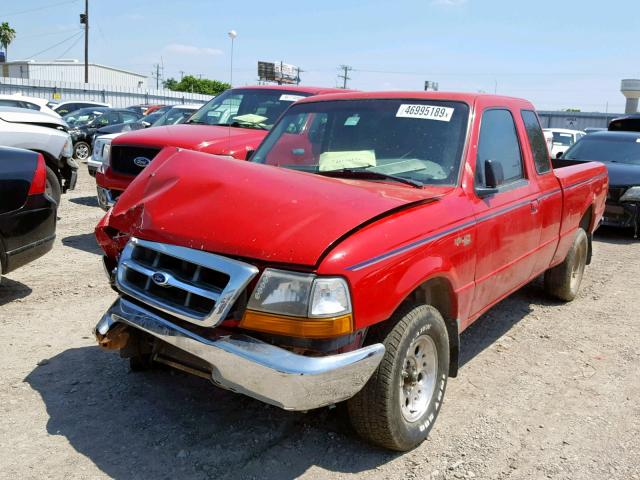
[0,22,17,61]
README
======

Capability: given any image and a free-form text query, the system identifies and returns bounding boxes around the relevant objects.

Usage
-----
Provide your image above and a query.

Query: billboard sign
[258,61,299,84]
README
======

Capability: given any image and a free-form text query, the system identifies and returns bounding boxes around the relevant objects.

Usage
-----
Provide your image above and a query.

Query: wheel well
[580,206,594,265]
[365,277,460,378]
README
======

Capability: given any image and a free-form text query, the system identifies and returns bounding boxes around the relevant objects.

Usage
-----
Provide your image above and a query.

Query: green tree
[564,108,581,112]
[0,22,16,61]
[164,75,229,95]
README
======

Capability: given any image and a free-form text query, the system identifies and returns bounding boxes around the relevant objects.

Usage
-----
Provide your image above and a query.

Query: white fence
[0,76,212,107]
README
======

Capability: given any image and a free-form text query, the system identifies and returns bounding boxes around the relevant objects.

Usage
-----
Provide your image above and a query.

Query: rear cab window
[521,110,552,174]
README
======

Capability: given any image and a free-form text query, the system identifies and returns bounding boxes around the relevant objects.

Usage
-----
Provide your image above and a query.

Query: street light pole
[228,30,237,86]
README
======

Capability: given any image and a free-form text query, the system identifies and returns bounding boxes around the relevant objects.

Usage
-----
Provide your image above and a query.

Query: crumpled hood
[112,124,268,157]
[104,148,439,266]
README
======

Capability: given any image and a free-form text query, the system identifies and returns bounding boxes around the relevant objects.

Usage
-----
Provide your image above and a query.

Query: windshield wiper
[318,168,424,188]
[186,119,206,125]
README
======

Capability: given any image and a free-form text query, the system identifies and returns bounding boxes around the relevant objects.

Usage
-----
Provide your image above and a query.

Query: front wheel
[73,141,91,161]
[544,227,588,302]
[347,304,450,451]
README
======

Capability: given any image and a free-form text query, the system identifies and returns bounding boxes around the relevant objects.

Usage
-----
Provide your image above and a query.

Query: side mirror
[245,149,255,160]
[141,121,151,128]
[556,151,563,159]
[476,159,504,197]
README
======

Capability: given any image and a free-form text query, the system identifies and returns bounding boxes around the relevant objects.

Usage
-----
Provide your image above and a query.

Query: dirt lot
[1,167,639,480]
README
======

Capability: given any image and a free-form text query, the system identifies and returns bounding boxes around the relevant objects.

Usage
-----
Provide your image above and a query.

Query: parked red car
[95,92,607,451]
[95,85,350,210]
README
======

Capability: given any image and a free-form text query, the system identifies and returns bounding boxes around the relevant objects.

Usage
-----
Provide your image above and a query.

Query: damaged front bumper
[95,297,385,411]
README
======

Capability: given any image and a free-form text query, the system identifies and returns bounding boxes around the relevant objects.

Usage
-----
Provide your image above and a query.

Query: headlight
[241,268,353,338]
[620,186,640,202]
[62,135,73,158]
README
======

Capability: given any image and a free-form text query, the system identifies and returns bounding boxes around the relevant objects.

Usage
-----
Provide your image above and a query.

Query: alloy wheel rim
[75,144,89,160]
[400,334,438,422]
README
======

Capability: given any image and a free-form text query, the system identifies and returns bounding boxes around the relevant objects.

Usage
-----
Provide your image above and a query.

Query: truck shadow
[24,282,558,479]
[61,233,103,256]
[458,280,551,368]
[24,346,397,480]
[593,225,637,245]
[0,277,32,306]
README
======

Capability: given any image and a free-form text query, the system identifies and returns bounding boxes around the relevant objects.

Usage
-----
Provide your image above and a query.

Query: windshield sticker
[318,150,376,172]
[232,113,268,124]
[396,104,454,122]
[279,94,305,102]
[344,114,360,126]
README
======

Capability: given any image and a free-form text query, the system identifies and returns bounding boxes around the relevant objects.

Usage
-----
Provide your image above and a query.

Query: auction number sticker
[280,94,305,102]
[396,104,454,122]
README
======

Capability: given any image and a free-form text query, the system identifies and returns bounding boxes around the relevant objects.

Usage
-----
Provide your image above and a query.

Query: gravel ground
[1,167,639,480]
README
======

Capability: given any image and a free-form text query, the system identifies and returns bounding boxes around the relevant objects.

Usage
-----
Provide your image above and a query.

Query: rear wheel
[544,227,588,301]
[73,141,91,161]
[45,167,62,205]
[347,304,449,451]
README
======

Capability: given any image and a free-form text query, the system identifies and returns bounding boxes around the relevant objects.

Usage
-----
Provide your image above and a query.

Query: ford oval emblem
[133,156,151,168]
[151,272,169,286]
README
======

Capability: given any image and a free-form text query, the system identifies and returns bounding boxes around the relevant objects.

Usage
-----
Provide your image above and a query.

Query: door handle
[530,199,540,214]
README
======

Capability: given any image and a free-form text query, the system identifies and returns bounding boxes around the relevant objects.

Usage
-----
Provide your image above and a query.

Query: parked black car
[64,108,143,160]
[609,114,640,132]
[559,131,640,237]
[92,110,165,141]
[0,147,57,282]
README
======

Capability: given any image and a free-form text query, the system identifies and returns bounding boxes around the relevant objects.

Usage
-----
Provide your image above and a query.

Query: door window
[521,110,551,173]
[476,109,524,186]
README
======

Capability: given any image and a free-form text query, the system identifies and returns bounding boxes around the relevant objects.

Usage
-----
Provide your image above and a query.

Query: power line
[23,30,83,59]
[3,0,79,18]
[56,32,83,59]
[338,65,353,89]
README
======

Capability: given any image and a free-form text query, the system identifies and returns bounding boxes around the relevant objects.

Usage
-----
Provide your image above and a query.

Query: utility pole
[80,0,89,83]
[338,65,352,89]
[151,63,163,89]
[179,70,185,81]
[295,67,304,86]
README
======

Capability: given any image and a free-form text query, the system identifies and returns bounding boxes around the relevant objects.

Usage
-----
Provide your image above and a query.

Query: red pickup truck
[94,85,349,210]
[94,92,607,451]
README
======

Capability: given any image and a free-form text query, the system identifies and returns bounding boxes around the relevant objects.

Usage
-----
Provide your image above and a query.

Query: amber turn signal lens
[240,310,353,338]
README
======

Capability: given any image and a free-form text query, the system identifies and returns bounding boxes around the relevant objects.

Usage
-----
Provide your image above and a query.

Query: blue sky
[3,0,637,112]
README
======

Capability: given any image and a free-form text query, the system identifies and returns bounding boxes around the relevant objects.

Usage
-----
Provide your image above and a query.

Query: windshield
[187,88,310,130]
[252,99,470,186]
[64,108,104,126]
[152,107,196,126]
[563,135,640,165]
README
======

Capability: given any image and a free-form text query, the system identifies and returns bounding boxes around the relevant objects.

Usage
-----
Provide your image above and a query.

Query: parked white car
[0,107,76,203]
[49,100,111,117]
[543,128,586,158]
[0,94,60,118]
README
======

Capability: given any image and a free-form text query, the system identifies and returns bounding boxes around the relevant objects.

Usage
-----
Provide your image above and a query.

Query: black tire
[347,304,450,451]
[45,166,62,205]
[544,227,588,302]
[73,141,91,161]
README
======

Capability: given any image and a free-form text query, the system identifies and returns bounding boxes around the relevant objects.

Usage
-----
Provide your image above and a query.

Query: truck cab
[94,86,350,210]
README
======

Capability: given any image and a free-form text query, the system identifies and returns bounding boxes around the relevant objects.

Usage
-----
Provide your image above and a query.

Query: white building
[1,59,148,88]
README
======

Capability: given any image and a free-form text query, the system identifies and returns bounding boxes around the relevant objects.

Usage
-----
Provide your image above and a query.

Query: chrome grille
[116,237,259,327]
